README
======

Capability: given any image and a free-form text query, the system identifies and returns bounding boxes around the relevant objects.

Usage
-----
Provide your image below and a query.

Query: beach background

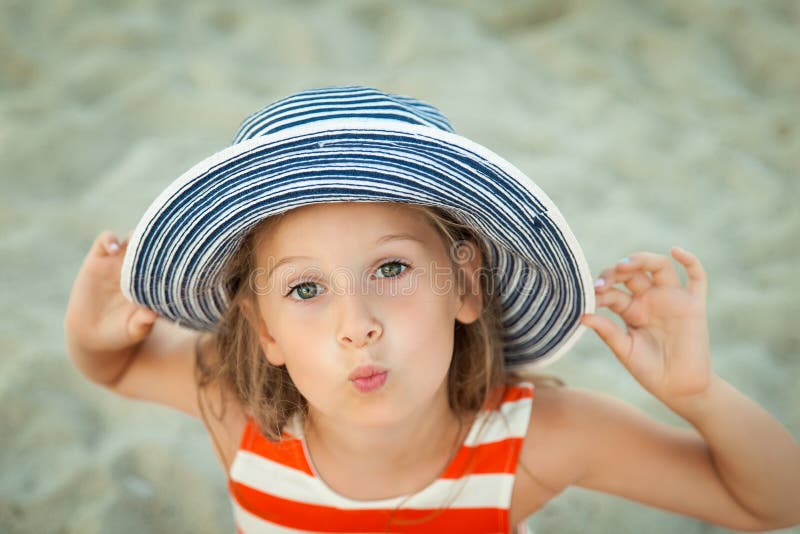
[1,0,798,532]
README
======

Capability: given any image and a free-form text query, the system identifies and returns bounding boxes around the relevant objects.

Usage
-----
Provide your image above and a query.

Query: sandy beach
[1,0,798,532]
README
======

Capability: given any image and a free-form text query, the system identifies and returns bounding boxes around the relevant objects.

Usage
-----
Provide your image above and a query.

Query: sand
[1,0,798,532]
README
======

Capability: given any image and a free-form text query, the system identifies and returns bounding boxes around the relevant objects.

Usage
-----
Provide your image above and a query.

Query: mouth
[348,365,389,394]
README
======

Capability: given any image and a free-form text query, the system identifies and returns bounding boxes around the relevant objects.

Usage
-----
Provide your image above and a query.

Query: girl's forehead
[270,202,428,236]
[288,201,418,220]
[255,202,442,254]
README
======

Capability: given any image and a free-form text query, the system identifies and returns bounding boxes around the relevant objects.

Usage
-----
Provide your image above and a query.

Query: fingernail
[618,257,629,264]
[594,278,605,288]
[107,242,120,254]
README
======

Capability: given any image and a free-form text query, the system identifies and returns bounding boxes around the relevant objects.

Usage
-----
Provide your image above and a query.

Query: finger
[91,230,121,257]
[595,267,652,296]
[594,287,634,316]
[671,247,707,297]
[128,307,159,342]
[615,252,681,287]
[624,272,652,294]
[580,313,632,365]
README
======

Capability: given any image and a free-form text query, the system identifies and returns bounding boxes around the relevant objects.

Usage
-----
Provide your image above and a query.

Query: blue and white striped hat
[121,85,594,369]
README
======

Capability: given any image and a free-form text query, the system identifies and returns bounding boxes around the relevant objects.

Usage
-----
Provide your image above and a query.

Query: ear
[453,241,483,325]
[239,299,286,366]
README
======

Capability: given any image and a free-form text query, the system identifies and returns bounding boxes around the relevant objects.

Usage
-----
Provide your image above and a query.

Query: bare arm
[572,386,798,531]
[105,317,209,417]
[664,375,800,526]
[515,385,799,531]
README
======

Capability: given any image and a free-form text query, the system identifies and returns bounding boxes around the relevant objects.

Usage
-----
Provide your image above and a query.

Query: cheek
[384,277,457,363]
[280,343,343,412]
[256,301,330,369]
[396,267,459,324]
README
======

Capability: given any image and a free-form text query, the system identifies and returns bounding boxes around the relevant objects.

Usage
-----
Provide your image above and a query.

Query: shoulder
[510,385,663,521]
[515,385,675,491]
[508,384,584,525]
[194,333,250,472]
[512,385,595,496]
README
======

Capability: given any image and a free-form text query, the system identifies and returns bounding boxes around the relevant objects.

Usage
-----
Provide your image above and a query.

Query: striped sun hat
[121,85,594,369]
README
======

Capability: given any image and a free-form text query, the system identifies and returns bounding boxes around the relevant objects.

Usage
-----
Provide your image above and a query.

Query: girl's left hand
[580,247,712,403]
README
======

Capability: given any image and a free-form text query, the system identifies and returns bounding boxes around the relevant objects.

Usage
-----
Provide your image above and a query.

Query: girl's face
[246,202,482,427]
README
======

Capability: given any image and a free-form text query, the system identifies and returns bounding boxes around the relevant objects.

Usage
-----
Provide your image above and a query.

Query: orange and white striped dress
[228,384,534,533]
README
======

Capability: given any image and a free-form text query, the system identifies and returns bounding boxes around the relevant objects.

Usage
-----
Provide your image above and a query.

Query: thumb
[581,313,633,366]
[127,307,159,342]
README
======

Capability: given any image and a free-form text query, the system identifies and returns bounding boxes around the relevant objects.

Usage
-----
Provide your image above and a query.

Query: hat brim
[121,118,594,369]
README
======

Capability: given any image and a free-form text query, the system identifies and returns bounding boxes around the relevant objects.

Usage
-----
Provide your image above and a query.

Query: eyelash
[285,259,411,302]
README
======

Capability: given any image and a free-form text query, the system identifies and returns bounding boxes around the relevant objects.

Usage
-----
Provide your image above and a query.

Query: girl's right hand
[64,232,238,430]
[65,231,159,356]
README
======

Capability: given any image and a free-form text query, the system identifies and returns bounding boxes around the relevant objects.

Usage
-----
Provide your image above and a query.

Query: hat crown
[231,85,455,144]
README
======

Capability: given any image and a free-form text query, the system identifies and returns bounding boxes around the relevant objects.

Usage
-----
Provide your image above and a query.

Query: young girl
[65,85,800,533]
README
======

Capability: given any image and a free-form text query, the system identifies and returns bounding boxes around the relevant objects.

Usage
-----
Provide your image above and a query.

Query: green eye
[288,282,322,301]
[376,261,408,278]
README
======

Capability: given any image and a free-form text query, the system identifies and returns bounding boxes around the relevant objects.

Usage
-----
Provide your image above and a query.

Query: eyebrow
[265,233,424,281]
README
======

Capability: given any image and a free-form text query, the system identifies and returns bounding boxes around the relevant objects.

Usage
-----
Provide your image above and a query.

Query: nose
[335,292,383,348]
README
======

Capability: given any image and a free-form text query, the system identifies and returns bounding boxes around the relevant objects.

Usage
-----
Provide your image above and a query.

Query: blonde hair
[195,202,563,452]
